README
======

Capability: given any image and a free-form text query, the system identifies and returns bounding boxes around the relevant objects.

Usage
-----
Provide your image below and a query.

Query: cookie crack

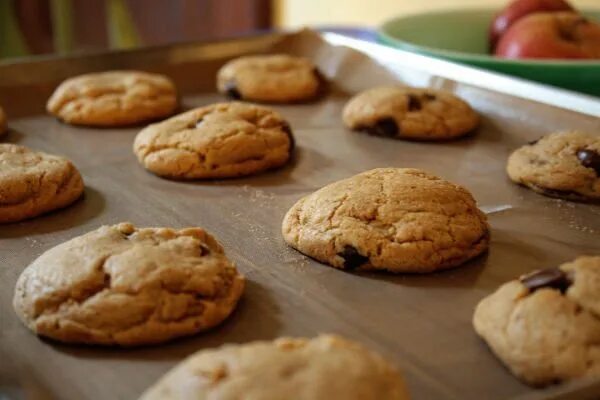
[33,254,112,319]
[327,194,349,228]
[0,165,76,208]
[81,273,235,336]
[505,289,600,377]
[335,209,487,261]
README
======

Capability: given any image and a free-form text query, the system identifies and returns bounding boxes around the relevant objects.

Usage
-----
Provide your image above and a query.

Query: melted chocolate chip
[520,267,573,293]
[193,118,204,128]
[337,245,368,270]
[407,94,422,111]
[359,118,398,137]
[103,272,112,287]
[312,67,327,99]
[223,81,241,100]
[281,122,295,152]
[576,149,600,175]
[199,244,211,256]
[312,67,326,84]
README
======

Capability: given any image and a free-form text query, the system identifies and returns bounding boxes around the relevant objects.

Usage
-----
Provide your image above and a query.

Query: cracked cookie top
[217,54,322,103]
[0,105,6,136]
[133,102,294,179]
[473,256,600,386]
[0,144,84,223]
[342,86,479,140]
[13,222,245,346]
[47,70,178,127]
[282,168,489,273]
[507,131,600,202]
[140,334,410,400]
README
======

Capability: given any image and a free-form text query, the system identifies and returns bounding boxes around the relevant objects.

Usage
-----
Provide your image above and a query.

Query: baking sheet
[1,30,600,400]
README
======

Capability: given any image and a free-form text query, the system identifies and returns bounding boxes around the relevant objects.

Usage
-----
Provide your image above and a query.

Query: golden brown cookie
[139,334,410,400]
[507,131,600,202]
[133,102,294,179]
[217,54,322,103]
[342,86,479,140]
[282,168,489,273]
[473,256,600,386]
[0,144,84,223]
[13,223,245,346]
[47,71,178,126]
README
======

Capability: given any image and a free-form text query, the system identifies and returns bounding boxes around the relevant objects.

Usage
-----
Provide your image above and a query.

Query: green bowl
[378,9,600,96]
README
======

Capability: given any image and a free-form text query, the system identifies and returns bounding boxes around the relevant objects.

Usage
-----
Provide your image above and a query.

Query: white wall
[275,0,600,27]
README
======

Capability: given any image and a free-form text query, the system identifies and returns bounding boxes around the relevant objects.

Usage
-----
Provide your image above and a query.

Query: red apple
[495,12,600,59]
[489,0,574,50]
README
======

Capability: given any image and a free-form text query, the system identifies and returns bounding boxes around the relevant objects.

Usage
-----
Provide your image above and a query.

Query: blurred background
[1,0,598,59]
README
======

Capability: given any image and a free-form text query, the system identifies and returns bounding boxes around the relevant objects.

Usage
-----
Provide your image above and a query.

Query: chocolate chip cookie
[217,54,323,103]
[139,334,410,400]
[13,223,245,346]
[473,256,600,386]
[507,131,600,201]
[0,144,84,223]
[133,102,294,179]
[0,106,7,136]
[47,71,178,126]
[282,168,489,273]
[342,86,479,140]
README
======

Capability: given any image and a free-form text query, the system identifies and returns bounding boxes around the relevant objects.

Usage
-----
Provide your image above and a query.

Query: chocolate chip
[223,81,241,100]
[337,245,368,270]
[312,67,327,99]
[520,267,573,293]
[407,94,422,111]
[423,93,437,101]
[576,149,600,175]
[199,244,211,256]
[359,118,398,137]
[103,272,112,287]
[281,122,295,152]
[312,67,325,83]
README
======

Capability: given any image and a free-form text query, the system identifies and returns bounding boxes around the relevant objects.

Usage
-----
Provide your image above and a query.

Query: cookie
[0,106,7,136]
[473,256,600,386]
[282,168,489,273]
[13,222,245,346]
[507,131,600,202]
[342,86,479,140]
[133,102,294,179]
[217,54,322,103]
[139,334,410,400]
[47,71,178,126]
[0,144,84,224]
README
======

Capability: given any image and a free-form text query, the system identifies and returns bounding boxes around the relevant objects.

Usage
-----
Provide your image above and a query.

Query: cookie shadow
[47,279,282,361]
[354,252,489,289]
[1,129,25,144]
[207,147,303,188]
[0,186,105,239]
[172,146,331,191]
[475,115,505,145]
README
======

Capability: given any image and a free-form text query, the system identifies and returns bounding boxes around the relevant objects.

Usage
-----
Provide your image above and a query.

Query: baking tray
[1,29,599,400]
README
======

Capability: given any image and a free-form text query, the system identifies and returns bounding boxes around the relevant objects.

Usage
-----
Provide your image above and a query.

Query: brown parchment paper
[1,30,599,400]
